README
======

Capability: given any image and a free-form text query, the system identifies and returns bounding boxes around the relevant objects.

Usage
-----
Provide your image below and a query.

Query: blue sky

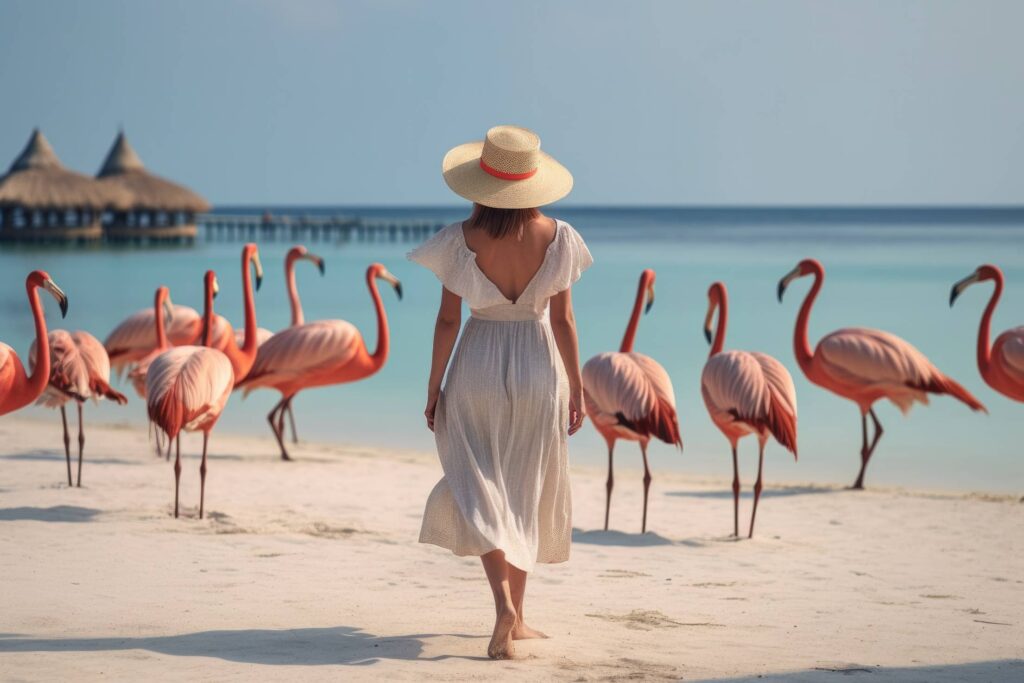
[1,0,1022,206]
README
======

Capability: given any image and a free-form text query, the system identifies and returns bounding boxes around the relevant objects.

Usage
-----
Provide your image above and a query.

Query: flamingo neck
[286,254,304,327]
[367,272,389,369]
[794,269,822,374]
[25,281,50,400]
[710,292,728,357]
[239,252,258,358]
[619,279,646,353]
[977,273,1002,376]
[202,286,215,348]
[154,290,168,350]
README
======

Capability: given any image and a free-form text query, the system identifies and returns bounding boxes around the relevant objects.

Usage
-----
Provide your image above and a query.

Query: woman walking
[409,125,591,659]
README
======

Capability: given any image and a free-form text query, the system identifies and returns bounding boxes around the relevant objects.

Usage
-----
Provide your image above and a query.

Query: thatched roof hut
[0,129,131,211]
[96,132,210,213]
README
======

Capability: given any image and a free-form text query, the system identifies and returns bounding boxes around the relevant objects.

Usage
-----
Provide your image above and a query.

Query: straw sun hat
[442,125,573,209]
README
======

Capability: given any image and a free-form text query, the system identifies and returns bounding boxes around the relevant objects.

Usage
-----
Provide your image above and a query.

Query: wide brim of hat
[442,141,573,209]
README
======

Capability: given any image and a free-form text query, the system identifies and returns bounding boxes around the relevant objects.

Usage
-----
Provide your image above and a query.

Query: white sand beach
[0,415,1021,682]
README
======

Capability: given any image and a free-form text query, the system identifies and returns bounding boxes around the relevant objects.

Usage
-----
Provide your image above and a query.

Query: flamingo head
[287,245,326,275]
[204,270,220,300]
[155,286,175,326]
[369,263,403,300]
[27,270,68,318]
[777,258,824,303]
[950,264,1002,307]
[243,243,264,292]
[704,281,727,345]
[640,268,656,314]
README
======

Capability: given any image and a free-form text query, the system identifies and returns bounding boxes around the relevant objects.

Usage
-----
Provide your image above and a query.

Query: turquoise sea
[2,207,1022,494]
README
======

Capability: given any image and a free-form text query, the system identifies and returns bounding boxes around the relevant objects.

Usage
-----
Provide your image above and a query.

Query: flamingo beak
[703,303,715,345]
[253,252,264,292]
[43,278,69,318]
[644,283,655,314]
[949,271,980,307]
[314,256,326,276]
[379,269,403,300]
[213,277,220,299]
[777,266,801,303]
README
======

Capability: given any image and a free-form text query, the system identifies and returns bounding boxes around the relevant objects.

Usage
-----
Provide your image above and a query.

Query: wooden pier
[199,214,444,243]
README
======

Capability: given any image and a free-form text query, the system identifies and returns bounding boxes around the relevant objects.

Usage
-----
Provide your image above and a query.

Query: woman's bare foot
[512,621,549,640]
[488,605,517,659]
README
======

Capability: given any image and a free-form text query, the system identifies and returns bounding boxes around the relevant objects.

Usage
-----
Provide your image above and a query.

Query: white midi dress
[408,220,593,572]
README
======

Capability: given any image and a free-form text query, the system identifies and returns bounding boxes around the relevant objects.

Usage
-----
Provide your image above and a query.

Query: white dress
[408,219,593,572]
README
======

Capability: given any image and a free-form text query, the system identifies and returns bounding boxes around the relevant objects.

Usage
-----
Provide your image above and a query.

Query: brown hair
[466,203,540,240]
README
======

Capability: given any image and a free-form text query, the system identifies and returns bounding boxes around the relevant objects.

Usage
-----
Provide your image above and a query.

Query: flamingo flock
[0,250,1018,535]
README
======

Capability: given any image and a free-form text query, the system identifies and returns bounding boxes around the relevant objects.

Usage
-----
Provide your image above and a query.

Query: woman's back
[463,217,558,304]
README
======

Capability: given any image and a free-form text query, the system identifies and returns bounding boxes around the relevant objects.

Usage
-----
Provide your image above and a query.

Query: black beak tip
[59,297,69,318]
[644,300,653,314]
[776,281,786,303]
[949,287,958,308]
[395,282,403,300]
[703,327,712,345]
[317,260,326,276]
[255,274,263,292]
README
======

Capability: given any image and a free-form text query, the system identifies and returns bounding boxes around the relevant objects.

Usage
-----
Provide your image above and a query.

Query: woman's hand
[568,383,586,435]
[424,387,440,432]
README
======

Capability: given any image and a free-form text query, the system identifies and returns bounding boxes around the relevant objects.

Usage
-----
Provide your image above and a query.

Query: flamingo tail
[615,397,683,449]
[93,379,128,406]
[919,374,987,414]
[730,395,798,459]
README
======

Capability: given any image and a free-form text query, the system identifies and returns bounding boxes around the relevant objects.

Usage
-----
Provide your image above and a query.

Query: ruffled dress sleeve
[407,223,505,307]
[545,221,594,297]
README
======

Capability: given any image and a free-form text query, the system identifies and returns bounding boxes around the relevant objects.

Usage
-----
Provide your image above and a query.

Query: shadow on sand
[666,485,841,500]
[571,528,708,548]
[0,506,102,522]
[0,627,489,665]
[693,659,1024,682]
[0,449,142,466]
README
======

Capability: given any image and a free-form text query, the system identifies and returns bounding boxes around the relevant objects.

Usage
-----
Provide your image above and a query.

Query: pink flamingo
[205,243,263,384]
[30,330,128,487]
[233,245,325,442]
[701,282,797,538]
[1,271,69,417]
[950,265,1024,403]
[582,269,682,533]
[105,299,201,375]
[778,258,986,489]
[127,287,176,399]
[147,271,234,518]
[237,263,402,461]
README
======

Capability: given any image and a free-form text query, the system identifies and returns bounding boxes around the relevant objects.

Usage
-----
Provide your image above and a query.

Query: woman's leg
[508,564,549,639]
[481,550,517,659]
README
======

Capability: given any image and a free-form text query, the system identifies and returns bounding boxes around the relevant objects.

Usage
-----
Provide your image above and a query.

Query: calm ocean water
[2,207,1022,493]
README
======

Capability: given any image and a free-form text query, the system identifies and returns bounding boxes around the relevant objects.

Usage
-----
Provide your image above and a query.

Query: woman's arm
[424,286,462,431]
[550,287,586,435]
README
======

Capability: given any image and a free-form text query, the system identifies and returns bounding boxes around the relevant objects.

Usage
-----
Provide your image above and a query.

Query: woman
[409,125,592,659]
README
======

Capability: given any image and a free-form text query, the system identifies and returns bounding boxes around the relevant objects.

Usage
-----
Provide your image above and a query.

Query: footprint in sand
[585,609,722,631]
[599,569,651,579]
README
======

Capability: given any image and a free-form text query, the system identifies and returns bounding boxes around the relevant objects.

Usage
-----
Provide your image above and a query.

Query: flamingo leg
[166,432,173,461]
[276,399,288,440]
[173,435,182,519]
[267,398,292,461]
[60,406,72,486]
[199,431,209,520]
[76,402,85,488]
[852,409,884,489]
[287,402,299,444]
[640,441,652,534]
[748,440,765,538]
[604,442,615,531]
[731,445,740,537]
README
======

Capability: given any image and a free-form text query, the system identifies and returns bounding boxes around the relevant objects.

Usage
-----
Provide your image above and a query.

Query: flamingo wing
[30,330,90,406]
[235,327,274,348]
[238,320,361,393]
[997,328,1024,382]
[105,305,201,368]
[817,327,984,413]
[146,346,234,437]
[701,351,798,453]
[583,351,681,446]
